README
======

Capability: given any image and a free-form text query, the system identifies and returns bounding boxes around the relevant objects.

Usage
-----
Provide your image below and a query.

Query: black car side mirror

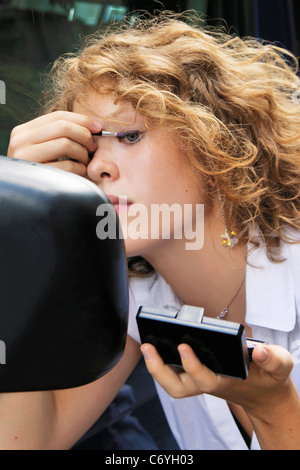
[0,157,128,392]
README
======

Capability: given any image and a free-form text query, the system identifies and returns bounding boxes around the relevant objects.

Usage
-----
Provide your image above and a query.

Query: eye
[118,131,143,144]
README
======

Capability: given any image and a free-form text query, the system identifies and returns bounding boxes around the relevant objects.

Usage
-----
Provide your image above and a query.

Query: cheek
[130,140,202,205]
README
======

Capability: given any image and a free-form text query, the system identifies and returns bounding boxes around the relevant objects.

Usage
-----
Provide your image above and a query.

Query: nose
[87,149,120,184]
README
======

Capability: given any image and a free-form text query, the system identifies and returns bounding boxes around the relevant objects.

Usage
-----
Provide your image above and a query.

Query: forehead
[73,93,140,126]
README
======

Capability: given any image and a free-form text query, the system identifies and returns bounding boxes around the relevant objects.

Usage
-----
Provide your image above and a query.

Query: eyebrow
[95,105,139,125]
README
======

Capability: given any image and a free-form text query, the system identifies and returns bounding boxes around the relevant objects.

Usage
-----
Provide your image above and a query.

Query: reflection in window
[71,2,103,25]
[10,0,130,26]
[0,1,134,155]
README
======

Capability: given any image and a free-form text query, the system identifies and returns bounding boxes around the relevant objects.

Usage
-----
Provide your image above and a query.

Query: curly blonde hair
[41,11,300,265]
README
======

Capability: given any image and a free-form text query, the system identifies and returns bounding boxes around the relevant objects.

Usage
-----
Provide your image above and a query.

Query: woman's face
[73,93,203,257]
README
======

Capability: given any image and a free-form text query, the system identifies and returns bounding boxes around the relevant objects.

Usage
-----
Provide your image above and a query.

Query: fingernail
[141,345,152,360]
[91,121,102,132]
[178,346,188,360]
[256,345,269,362]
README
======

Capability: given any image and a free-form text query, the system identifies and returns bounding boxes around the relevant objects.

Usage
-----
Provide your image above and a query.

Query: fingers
[46,160,88,177]
[12,111,101,133]
[140,343,182,394]
[177,344,223,393]
[252,344,294,383]
[141,341,295,409]
[140,344,201,398]
[10,137,91,165]
[31,120,97,151]
[7,111,102,171]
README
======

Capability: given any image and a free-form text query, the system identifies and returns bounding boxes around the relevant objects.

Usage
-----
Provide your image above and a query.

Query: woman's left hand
[140,342,294,415]
[141,342,300,449]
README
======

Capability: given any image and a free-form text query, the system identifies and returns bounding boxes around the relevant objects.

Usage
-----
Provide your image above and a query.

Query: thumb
[252,344,294,382]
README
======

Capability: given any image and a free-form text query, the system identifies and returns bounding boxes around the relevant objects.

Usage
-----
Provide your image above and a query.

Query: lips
[107,195,132,214]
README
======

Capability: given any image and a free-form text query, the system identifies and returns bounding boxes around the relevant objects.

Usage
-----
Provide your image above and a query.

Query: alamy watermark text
[96,199,205,250]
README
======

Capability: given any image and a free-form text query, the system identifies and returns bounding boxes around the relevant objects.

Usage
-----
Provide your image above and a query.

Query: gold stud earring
[220,230,239,248]
[218,190,239,248]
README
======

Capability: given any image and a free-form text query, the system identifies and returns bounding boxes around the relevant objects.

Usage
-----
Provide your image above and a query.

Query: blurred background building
[0,0,299,155]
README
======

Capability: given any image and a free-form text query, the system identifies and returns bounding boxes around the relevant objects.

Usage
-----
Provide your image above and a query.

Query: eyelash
[118,131,144,145]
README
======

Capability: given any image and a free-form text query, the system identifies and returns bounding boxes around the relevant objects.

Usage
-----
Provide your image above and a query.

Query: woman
[6,12,300,449]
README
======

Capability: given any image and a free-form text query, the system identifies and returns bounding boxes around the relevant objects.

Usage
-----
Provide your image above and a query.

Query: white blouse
[127,237,300,450]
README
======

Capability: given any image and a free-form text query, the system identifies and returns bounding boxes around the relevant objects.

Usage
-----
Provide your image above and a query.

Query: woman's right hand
[7,111,102,177]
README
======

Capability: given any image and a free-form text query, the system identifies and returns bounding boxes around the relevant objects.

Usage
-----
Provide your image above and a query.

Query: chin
[123,238,150,258]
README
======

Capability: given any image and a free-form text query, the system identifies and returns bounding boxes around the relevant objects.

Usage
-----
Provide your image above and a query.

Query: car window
[0,0,299,156]
[0,0,142,155]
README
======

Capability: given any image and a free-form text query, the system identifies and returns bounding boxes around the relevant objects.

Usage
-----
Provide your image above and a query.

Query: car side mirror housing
[0,157,128,392]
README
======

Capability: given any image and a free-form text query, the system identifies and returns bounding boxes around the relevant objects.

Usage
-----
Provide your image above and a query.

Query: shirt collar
[246,241,296,332]
[148,239,297,333]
